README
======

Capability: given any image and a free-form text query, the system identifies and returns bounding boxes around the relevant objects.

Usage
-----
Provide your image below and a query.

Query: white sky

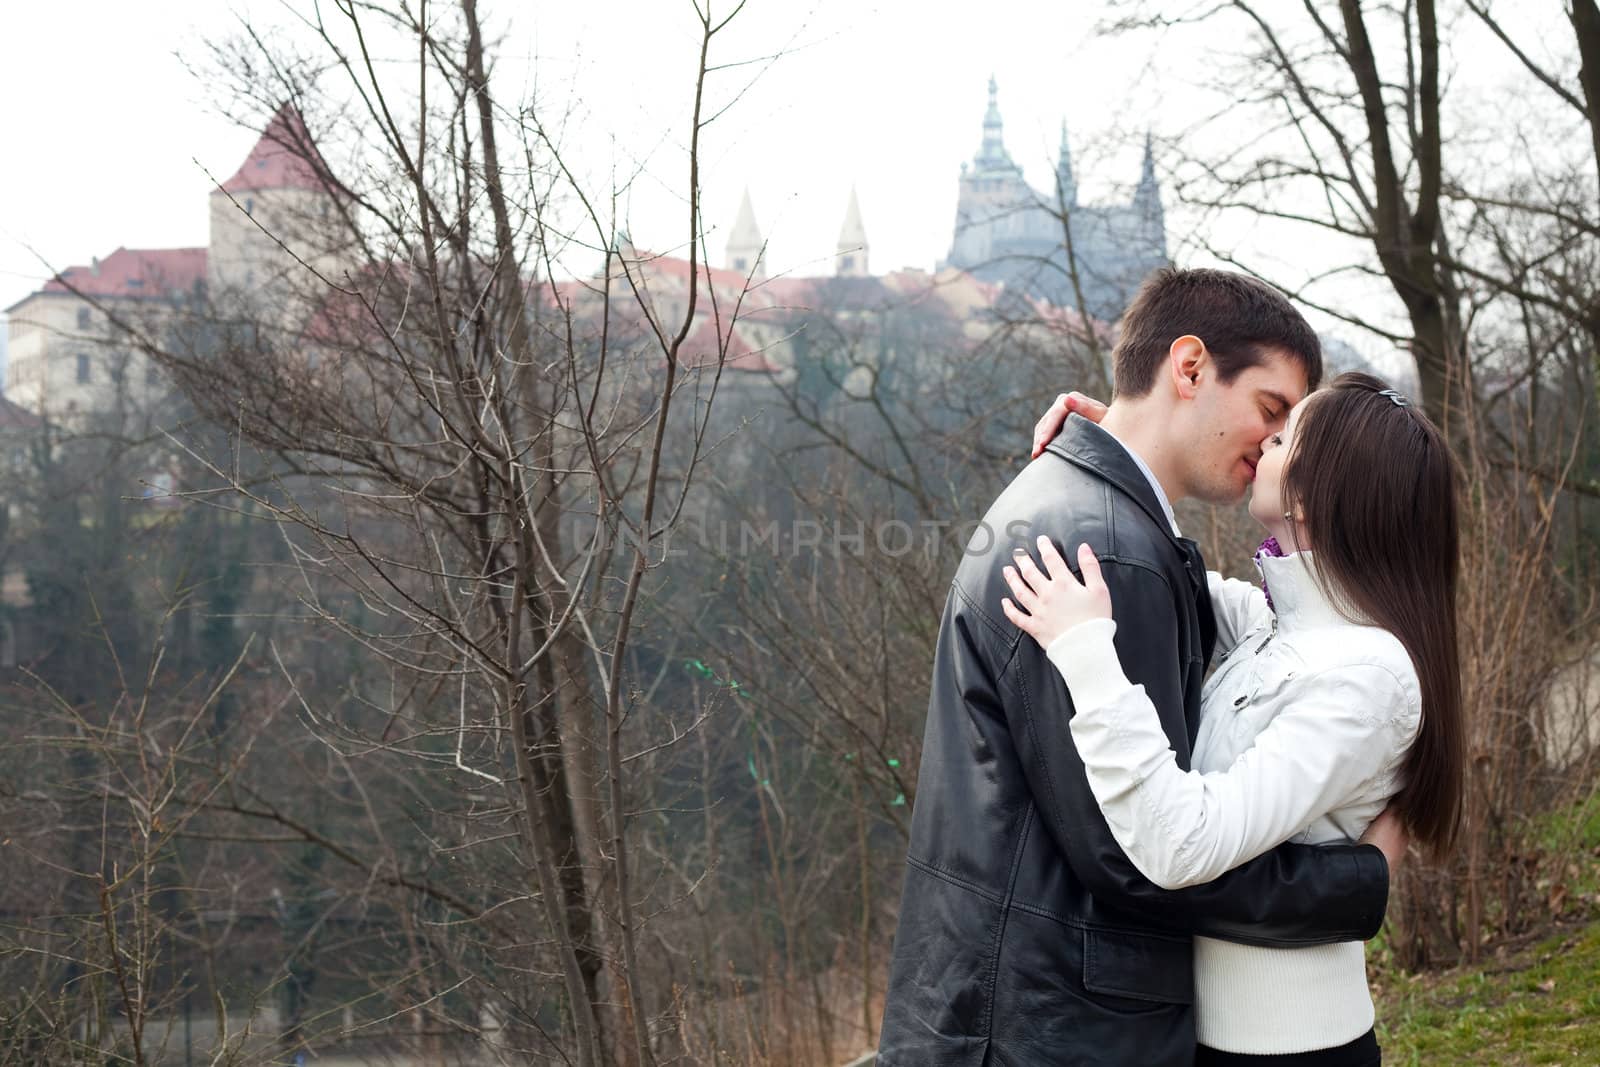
[0,1,1583,371]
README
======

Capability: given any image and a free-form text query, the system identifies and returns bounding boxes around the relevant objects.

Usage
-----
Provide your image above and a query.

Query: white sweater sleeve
[1049,618,1411,889]
[1207,570,1271,651]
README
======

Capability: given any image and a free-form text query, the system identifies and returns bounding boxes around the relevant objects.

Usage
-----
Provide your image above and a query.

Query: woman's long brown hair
[1282,372,1464,857]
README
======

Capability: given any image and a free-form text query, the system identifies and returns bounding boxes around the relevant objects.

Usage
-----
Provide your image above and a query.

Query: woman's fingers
[1031,391,1112,458]
[1011,546,1050,589]
[1000,596,1034,635]
[1001,564,1038,611]
[1067,391,1109,424]
[1034,536,1074,583]
[1077,543,1105,591]
[1031,393,1072,459]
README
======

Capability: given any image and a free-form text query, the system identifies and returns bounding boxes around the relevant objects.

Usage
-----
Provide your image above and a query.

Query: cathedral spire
[1055,119,1077,210]
[725,186,765,280]
[1138,132,1158,191]
[1133,132,1167,260]
[1134,132,1162,219]
[974,76,1017,173]
[836,186,869,277]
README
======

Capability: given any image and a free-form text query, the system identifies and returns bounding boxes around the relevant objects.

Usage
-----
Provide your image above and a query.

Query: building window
[76,353,92,383]
[733,257,747,272]
[77,307,91,330]
[245,197,255,216]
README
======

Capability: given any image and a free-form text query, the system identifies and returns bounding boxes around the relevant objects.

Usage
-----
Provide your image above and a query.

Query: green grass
[1536,788,1600,901]
[1372,791,1600,1063]
[1547,789,1600,848]
[1376,920,1600,1064]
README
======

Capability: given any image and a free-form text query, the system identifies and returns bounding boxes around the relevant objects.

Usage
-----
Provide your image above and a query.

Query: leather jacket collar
[1044,414,1186,551]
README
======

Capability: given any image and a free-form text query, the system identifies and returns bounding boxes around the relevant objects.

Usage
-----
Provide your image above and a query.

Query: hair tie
[1379,388,1411,408]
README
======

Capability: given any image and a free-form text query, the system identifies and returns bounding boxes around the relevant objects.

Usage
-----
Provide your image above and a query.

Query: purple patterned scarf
[1255,536,1286,612]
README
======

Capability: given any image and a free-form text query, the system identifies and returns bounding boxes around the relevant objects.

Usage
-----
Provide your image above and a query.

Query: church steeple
[836,186,869,277]
[1135,134,1158,200]
[1055,120,1077,210]
[1134,132,1162,221]
[1133,132,1168,260]
[974,76,1019,174]
[725,187,765,281]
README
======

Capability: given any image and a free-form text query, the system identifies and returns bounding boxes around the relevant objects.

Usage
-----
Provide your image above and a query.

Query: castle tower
[725,188,765,281]
[208,105,343,312]
[942,88,1170,318]
[945,78,1030,274]
[836,186,869,277]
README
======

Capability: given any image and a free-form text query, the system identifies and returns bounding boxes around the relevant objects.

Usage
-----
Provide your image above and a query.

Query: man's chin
[1194,481,1250,507]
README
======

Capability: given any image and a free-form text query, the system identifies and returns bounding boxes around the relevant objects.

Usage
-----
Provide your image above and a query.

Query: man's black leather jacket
[877,416,1390,1067]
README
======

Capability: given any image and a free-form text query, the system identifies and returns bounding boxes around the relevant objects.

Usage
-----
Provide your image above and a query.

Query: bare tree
[96,1,786,1062]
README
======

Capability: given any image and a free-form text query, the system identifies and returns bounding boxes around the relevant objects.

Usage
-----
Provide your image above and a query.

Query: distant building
[942,78,1167,319]
[725,188,767,282]
[207,105,346,313]
[719,79,1166,320]
[2,247,205,422]
[723,186,872,282]
[836,187,869,278]
[3,106,343,427]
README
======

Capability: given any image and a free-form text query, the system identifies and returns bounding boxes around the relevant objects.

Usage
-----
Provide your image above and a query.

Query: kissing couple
[877,269,1461,1066]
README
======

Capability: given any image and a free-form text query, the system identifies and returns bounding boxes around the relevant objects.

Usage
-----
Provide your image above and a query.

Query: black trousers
[1195,1029,1380,1067]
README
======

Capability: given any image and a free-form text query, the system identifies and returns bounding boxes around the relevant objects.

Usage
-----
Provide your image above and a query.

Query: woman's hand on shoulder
[1001,537,1113,648]
[1031,391,1109,458]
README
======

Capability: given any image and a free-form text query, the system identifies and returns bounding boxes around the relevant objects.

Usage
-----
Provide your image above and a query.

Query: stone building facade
[4,106,341,427]
[942,78,1168,319]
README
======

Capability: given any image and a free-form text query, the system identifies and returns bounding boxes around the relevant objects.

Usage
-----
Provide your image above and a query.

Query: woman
[1000,372,1464,1066]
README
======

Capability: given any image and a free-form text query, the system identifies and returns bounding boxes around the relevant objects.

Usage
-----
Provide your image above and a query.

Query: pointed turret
[836,187,869,277]
[1134,132,1161,218]
[1055,120,1077,210]
[973,76,1019,174]
[725,187,765,280]
[1132,131,1169,263]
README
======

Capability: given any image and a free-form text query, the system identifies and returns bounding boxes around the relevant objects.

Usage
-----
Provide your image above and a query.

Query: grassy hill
[1376,919,1600,1064]
[1377,793,1600,1064]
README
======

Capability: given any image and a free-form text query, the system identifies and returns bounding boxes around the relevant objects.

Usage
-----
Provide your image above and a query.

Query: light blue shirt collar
[1100,427,1181,537]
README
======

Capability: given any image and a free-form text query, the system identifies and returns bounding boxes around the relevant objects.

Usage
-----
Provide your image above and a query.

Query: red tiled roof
[42,246,207,300]
[0,396,42,431]
[638,253,768,297]
[221,105,336,194]
[677,314,781,374]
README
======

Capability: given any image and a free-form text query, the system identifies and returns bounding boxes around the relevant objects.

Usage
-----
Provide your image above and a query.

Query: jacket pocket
[1081,927,1194,1005]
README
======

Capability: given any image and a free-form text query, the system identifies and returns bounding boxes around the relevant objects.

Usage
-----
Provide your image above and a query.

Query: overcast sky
[0,1,1578,370]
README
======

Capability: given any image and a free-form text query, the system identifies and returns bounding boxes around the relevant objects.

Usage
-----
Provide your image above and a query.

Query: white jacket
[1045,550,1421,1054]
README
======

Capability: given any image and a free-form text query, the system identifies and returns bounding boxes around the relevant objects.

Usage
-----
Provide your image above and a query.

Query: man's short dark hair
[1111,268,1323,397]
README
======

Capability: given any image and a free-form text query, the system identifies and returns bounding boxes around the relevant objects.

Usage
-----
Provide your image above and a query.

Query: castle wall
[4,293,173,428]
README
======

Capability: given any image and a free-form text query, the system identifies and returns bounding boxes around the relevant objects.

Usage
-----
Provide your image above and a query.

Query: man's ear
[1169,335,1210,400]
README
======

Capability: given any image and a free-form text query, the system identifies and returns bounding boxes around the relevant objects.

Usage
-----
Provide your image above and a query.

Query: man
[877,269,1396,1066]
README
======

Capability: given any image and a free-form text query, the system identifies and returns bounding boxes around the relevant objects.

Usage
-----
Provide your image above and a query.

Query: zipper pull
[1254,618,1277,655]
